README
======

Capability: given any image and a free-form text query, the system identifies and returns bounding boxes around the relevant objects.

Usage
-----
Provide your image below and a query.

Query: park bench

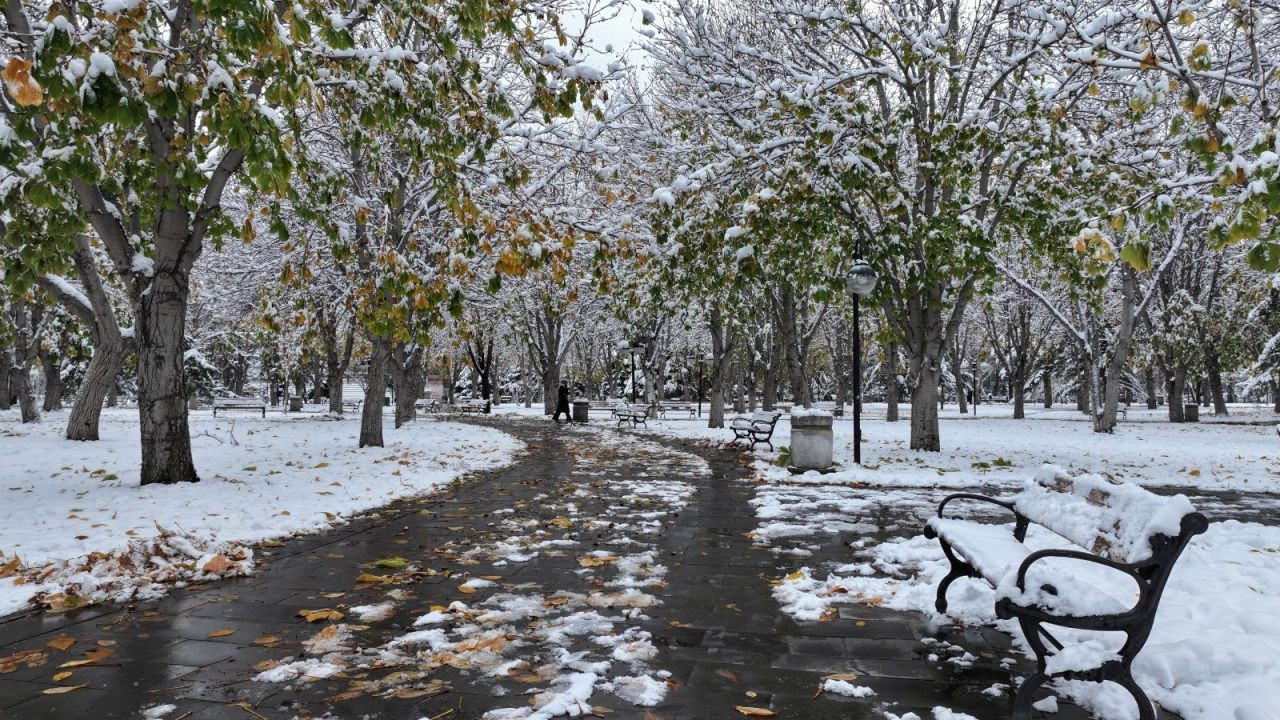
[729,411,783,451]
[455,399,489,414]
[213,396,266,417]
[340,399,362,414]
[923,466,1207,720]
[658,401,696,419]
[587,400,625,416]
[615,404,650,428]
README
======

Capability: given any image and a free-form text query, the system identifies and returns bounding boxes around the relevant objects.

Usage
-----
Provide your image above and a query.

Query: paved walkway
[0,420,1170,719]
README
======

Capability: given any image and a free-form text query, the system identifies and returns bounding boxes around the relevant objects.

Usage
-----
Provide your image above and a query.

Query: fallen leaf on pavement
[297,609,344,623]
[715,669,738,682]
[46,635,75,652]
[52,672,72,682]
[253,635,280,647]
[208,629,235,638]
[734,707,776,717]
[41,684,86,694]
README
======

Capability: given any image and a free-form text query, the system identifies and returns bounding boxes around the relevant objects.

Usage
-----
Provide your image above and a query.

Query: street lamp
[845,260,878,465]
[625,344,645,404]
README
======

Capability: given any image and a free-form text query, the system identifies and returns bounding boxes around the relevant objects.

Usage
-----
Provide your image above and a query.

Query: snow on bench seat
[926,517,1134,617]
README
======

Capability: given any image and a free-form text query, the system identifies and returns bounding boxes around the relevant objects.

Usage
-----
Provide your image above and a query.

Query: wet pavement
[0,419,1185,719]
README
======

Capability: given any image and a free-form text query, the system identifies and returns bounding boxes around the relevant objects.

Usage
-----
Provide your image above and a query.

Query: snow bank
[0,409,523,616]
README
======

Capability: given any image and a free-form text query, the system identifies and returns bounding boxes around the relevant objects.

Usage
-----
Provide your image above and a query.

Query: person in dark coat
[553,382,571,422]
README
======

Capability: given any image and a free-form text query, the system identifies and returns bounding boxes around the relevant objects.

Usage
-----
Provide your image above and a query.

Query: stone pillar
[790,410,833,471]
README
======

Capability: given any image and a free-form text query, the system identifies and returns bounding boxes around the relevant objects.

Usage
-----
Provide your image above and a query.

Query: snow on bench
[212,396,266,417]
[924,465,1207,720]
[615,404,649,428]
[729,411,782,451]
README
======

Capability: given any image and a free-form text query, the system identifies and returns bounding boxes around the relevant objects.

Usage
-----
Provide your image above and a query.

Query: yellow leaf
[3,58,42,107]
[253,635,280,647]
[785,570,806,582]
[41,684,86,695]
[52,671,72,681]
[208,629,235,638]
[355,573,391,585]
[734,707,777,717]
[579,556,619,568]
[296,609,344,623]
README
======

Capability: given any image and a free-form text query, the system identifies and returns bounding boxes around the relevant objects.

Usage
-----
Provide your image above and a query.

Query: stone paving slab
[0,419,1178,719]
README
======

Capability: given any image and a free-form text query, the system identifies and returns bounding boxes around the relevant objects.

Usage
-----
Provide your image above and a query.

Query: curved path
[0,419,1124,719]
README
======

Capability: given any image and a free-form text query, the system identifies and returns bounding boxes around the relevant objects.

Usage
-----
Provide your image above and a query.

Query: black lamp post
[626,344,645,404]
[845,260,878,465]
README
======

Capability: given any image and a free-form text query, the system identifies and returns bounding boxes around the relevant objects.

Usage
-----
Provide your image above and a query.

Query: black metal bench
[213,397,266,417]
[729,411,782,451]
[455,399,489,414]
[924,467,1207,719]
[615,404,649,428]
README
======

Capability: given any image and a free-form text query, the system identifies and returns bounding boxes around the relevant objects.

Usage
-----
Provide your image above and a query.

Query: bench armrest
[1012,548,1145,612]
[936,493,1028,541]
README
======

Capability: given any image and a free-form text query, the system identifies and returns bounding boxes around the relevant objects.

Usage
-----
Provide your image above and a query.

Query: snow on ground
[251,424,706,717]
[612,401,1280,493]
[597,402,1280,720]
[0,407,523,617]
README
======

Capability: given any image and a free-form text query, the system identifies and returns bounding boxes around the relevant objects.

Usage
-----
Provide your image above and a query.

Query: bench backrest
[751,411,781,424]
[1014,465,1200,564]
[218,397,262,406]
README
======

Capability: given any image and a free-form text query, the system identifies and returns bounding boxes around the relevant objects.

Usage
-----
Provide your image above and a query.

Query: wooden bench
[924,466,1207,719]
[615,404,649,428]
[729,411,782,451]
[213,397,266,417]
[658,402,696,419]
[587,400,625,416]
[455,399,489,414]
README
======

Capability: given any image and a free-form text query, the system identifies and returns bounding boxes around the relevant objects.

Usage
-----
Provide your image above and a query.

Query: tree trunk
[41,352,63,412]
[391,345,422,428]
[1206,353,1228,416]
[885,342,899,422]
[0,350,11,410]
[1145,368,1157,409]
[66,338,125,441]
[1167,366,1186,423]
[136,271,198,484]
[359,337,389,447]
[910,363,941,451]
[1042,370,1052,409]
[12,363,38,423]
[707,305,735,429]
[1013,364,1026,420]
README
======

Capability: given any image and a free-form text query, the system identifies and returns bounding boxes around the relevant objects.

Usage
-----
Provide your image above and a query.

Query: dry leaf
[253,635,280,647]
[41,684,86,695]
[579,556,619,568]
[734,706,776,717]
[1,649,48,673]
[207,629,235,638]
[58,647,113,669]
[51,671,72,682]
[46,635,75,652]
[202,555,234,574]
[3,58,42,107]
[715,669,738,683]
[296,609,344,623]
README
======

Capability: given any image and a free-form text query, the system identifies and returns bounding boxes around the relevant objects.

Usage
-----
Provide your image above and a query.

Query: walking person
[553,381,571,423]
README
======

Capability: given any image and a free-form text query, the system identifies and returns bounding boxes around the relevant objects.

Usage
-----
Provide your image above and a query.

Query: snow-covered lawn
[621,405,1280,720]
[0,408,522,617]
[627,401,1280,493]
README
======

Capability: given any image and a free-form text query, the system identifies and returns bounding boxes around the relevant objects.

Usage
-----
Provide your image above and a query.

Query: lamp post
[845,260,878,465]
[626,344,645,404]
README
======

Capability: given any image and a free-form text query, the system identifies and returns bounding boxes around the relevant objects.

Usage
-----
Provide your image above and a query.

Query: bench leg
[1010,670,1048,720]
[931,536,978,614]
[1114,667,1157,720]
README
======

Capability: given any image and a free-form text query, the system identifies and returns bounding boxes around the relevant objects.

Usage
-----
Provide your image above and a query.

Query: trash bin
[572,399,590,423]
[289,396,304,412]
[790,409,833,470]
[1183,403,1199,422]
